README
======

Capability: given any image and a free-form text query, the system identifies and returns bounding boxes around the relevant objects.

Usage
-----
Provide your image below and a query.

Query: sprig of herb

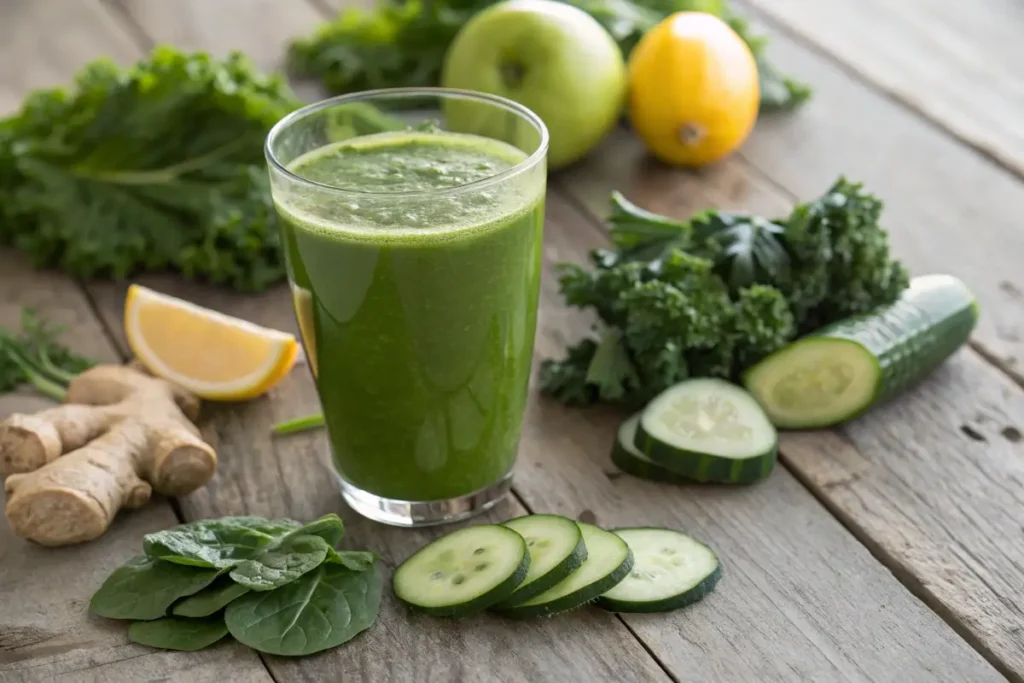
[0,309,94,400]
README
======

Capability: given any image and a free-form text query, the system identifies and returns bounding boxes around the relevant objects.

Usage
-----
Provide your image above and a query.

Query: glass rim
[265,87,550,199]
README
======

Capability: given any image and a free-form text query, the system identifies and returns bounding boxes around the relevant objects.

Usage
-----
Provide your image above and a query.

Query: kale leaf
[289,0,811,112]
[0,47,301,291]
[541,177,908,405]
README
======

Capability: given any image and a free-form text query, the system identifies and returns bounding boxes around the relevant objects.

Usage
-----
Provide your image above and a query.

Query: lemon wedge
[124,284,299,400]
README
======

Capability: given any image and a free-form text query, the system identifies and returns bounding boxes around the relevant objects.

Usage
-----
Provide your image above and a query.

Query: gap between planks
[736,0,1024,200]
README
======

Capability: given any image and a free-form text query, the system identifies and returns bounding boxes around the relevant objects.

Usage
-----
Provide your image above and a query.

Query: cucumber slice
[494,515,587,609]
[598,528,721,613]
[392,525,529,617]
[503,523,632,618]
[635,378,777,484]
[611,413,689,484]
[745,274,978,428]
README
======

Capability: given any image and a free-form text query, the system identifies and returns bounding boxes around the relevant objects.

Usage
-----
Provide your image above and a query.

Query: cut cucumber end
[598,528,721,613]
[636,378,778,484]
[611,413,691,484]
[493,515,587,610]
[392,525,529,617]
[503,523,633,619]
[744,337,880,429]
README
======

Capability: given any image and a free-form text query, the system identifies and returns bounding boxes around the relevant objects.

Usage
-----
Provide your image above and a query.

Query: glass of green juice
[265,89,548,527]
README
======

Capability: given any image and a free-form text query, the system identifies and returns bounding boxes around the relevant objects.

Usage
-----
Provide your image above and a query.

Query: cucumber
[610,413,689,484]
[493,515,588,609]
[503,523,633,618]
[634,378,777,484]
[392,525,529,617]
[744,274,978,428]
[598,528,721,613]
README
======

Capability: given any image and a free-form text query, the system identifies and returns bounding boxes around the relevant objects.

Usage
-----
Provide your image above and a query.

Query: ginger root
[1,364,216,546]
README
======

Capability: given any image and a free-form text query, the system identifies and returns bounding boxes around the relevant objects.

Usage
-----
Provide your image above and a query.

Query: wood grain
[0,257,272,683]
[0,0,141,113]
[0,5,273,680]
[742,0,1024,177]
[558,119,1024,678]
[530,193,1005,682]
[735,24,1024,387]
[109,0,323,72]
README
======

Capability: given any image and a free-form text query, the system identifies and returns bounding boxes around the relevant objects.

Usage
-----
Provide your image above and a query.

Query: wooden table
[2,1,1023,681]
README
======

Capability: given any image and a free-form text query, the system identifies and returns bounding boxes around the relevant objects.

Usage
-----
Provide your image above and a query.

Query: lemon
[124,285,299,401]
[628,12,760,167]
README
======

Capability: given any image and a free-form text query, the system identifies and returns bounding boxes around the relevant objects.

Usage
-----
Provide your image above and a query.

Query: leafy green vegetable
[288,0,810,112]
[226,562,383,656]
[0,47,301,291]
[285,513,345,547]
[328,549,378,572]
[172,576,251,618]
[540,177,908,405]
[0,309,94,399]
[143,517,300,568]
[129,616,229,651]
[89,555,222,621]
[229,534,330,591]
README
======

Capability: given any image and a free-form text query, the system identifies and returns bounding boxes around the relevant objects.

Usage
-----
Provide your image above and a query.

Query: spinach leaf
[89,555,221,620]
[172,575,251,617]
[327,549,377,572]
[144,516,301,568]
[229,534,329,591]
[284,513,345,547]
[226,562,382,656]
[129,616,229,651]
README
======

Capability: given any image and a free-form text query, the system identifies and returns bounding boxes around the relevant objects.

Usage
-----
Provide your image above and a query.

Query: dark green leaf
[226,562,383,656]
[89,555,221,621]
[172,576,251,618]
[584,328,639,402]
[129,616,229,652]
[0,47,301,291]
[284,513,345,547]
[690,211,790,292]
[144,517,298,568]
[229,534,330,591]
[327,549,377,572]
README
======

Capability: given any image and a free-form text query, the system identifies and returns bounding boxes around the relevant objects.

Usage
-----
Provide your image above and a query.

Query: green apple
[442,0,627,170]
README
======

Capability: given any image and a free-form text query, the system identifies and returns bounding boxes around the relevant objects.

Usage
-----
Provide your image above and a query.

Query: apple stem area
[500,62,527,89]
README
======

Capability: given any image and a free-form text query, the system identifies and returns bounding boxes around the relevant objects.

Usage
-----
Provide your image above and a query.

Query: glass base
[336,471,513,527]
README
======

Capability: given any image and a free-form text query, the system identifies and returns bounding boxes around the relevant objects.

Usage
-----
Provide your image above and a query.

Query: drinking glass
[266,89,548,526]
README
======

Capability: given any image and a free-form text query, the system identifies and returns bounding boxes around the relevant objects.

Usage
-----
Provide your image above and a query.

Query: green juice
[277,131,545,501]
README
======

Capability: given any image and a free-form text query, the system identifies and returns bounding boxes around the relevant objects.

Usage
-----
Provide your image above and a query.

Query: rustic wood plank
[530,193,1005,682]
[109,0,324,72]
[85,191,1004,681]
[0,256,273,683]
[0,4,274,680]
[741,0,1024,177]
[736,23,1024,387]
[0,0,141,113]
[558,124,1024,678]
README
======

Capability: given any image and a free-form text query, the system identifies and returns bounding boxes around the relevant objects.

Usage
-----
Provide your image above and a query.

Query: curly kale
[289,0,811,113]
[541,177,908,405]
[0,47,302,291]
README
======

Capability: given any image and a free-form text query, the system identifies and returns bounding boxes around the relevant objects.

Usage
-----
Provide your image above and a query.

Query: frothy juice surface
[277,131,545,500]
